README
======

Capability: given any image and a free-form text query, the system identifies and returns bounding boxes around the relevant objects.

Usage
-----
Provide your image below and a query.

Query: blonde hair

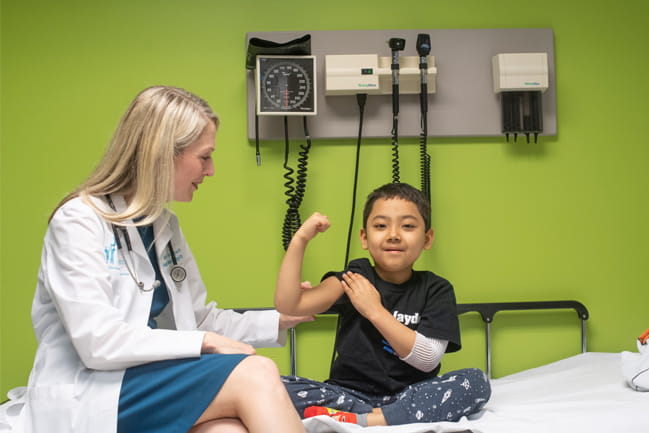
[52,86,219,225]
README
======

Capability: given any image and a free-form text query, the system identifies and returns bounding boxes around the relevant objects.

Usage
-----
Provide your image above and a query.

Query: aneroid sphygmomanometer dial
[255,55,317,116]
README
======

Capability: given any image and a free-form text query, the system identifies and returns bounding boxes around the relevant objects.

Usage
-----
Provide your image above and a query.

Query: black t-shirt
[323,258,460,395]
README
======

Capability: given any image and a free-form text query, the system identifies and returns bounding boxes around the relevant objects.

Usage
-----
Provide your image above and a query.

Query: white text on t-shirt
[393,311,420,326]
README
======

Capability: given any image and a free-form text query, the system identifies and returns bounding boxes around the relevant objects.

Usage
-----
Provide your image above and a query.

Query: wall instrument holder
[324,54,437,96]
[493,53,549,143]
[246,29,556,141]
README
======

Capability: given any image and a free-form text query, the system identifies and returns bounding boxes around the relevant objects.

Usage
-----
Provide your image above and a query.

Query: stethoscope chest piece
[170,265,187,283]
[167,243,186,283]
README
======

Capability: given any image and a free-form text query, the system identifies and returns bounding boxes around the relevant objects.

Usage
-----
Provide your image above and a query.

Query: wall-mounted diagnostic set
[246,29,555,141]
[324,46,436,96]
[245,28,555,260]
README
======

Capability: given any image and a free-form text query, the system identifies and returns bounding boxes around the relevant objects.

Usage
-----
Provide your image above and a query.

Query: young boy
[275,183,491,427]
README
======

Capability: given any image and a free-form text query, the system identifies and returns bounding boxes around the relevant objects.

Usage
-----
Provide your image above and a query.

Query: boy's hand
[341,272,383,320]
[295,212,330,242]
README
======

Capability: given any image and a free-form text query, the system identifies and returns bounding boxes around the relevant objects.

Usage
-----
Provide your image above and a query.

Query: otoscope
[416,34,430,117]
[389,38,405,183]
[416,33,432,205]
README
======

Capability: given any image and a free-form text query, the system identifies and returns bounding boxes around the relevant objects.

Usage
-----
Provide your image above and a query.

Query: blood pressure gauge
[255,55,317,116]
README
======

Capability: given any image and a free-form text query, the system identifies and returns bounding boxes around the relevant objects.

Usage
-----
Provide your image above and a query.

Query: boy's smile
[360,198,434,284]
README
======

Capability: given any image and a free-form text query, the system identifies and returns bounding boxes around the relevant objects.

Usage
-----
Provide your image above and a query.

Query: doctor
[23,86,311,433]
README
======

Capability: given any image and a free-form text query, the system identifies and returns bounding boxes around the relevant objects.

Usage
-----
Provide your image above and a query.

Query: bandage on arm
[400,331,448,372]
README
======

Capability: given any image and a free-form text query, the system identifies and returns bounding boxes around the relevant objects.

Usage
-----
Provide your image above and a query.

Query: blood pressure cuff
[621,328,649,392]
[246,34,311,69]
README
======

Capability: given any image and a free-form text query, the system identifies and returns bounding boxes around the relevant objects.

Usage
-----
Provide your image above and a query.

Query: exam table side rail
[233,300,589,379]
[456,300,589,378]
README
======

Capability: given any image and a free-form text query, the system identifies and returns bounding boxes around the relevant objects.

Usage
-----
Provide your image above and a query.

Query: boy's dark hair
[363,183,431,230]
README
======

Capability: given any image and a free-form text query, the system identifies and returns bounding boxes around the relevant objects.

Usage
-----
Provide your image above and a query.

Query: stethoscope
[106,195,187,291]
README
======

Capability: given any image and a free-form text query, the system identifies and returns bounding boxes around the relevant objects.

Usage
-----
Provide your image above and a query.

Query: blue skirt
[117,353,248,433]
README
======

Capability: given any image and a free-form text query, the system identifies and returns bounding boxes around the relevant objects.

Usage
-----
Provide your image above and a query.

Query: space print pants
[282,368,490,425]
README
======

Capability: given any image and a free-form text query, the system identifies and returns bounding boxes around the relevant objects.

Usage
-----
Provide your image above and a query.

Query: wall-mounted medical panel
[246,28,555,140]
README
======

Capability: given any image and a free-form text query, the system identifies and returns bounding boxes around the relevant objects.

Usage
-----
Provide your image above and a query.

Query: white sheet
[622,340,649,391]
[303,352,649,433]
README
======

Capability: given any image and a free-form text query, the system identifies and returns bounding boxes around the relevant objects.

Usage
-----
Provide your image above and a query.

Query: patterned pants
[282,368,490,425]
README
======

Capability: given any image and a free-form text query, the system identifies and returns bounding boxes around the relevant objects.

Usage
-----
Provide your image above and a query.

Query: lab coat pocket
[27,384,79,431]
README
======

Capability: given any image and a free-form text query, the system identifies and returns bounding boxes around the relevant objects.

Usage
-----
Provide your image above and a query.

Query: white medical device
[492,52,548,143]
[492,52,548,93]
[324,54,437,96]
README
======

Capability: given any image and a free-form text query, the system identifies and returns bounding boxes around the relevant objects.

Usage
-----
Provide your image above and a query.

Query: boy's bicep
[303,276,344,314]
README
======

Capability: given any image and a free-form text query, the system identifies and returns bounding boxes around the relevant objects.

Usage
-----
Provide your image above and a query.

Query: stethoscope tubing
[111,223,147,291]
[105,195,187,291]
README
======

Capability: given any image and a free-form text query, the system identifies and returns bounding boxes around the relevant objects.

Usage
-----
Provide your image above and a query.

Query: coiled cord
[281,116,296,250]
[293,117,311,211]
[420,115,431,205]
[281,116,311,251]
[391,115,400,183]
[417,36,432,212]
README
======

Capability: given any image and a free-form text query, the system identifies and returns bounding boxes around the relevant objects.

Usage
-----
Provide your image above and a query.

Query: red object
[304,406,358,423]
[639,328,649,345]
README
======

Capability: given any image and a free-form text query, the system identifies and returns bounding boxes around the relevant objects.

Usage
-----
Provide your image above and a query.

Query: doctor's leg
[193,355,306,433]
[189,418,248,433]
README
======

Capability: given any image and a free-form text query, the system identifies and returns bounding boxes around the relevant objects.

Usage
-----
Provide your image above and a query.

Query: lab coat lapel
[152,210,199,330]
[109,195,156,290]
[153,211,173,261]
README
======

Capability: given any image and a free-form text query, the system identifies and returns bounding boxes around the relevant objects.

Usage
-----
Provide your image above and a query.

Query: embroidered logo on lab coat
[104,241,117,265]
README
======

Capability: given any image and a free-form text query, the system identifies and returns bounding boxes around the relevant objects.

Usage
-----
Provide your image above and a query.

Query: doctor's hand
[279,281,315,331]
[294,212,330,243]
[279,313,315,330]
[201,332,256,355]
[278,280,316,329]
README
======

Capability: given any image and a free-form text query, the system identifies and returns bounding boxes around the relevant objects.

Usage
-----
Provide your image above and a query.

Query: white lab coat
[22,195,285,433]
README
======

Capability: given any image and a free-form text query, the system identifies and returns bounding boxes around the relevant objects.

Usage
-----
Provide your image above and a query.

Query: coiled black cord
[391,115,400,183]
[417,34,432,211]
[281,116,311,251]
[420,115,431,205]
[388,38,404,184]
[281,116,297,250]
[293,117,311,211]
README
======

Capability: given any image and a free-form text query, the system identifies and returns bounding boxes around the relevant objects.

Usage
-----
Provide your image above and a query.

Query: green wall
[2,0,648,396]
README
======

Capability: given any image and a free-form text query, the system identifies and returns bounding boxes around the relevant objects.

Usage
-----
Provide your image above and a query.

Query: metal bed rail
[456,301,589,378]
[235,300,589,379]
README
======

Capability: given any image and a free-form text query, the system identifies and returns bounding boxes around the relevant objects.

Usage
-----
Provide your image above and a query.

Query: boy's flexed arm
[275,212,344,316]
